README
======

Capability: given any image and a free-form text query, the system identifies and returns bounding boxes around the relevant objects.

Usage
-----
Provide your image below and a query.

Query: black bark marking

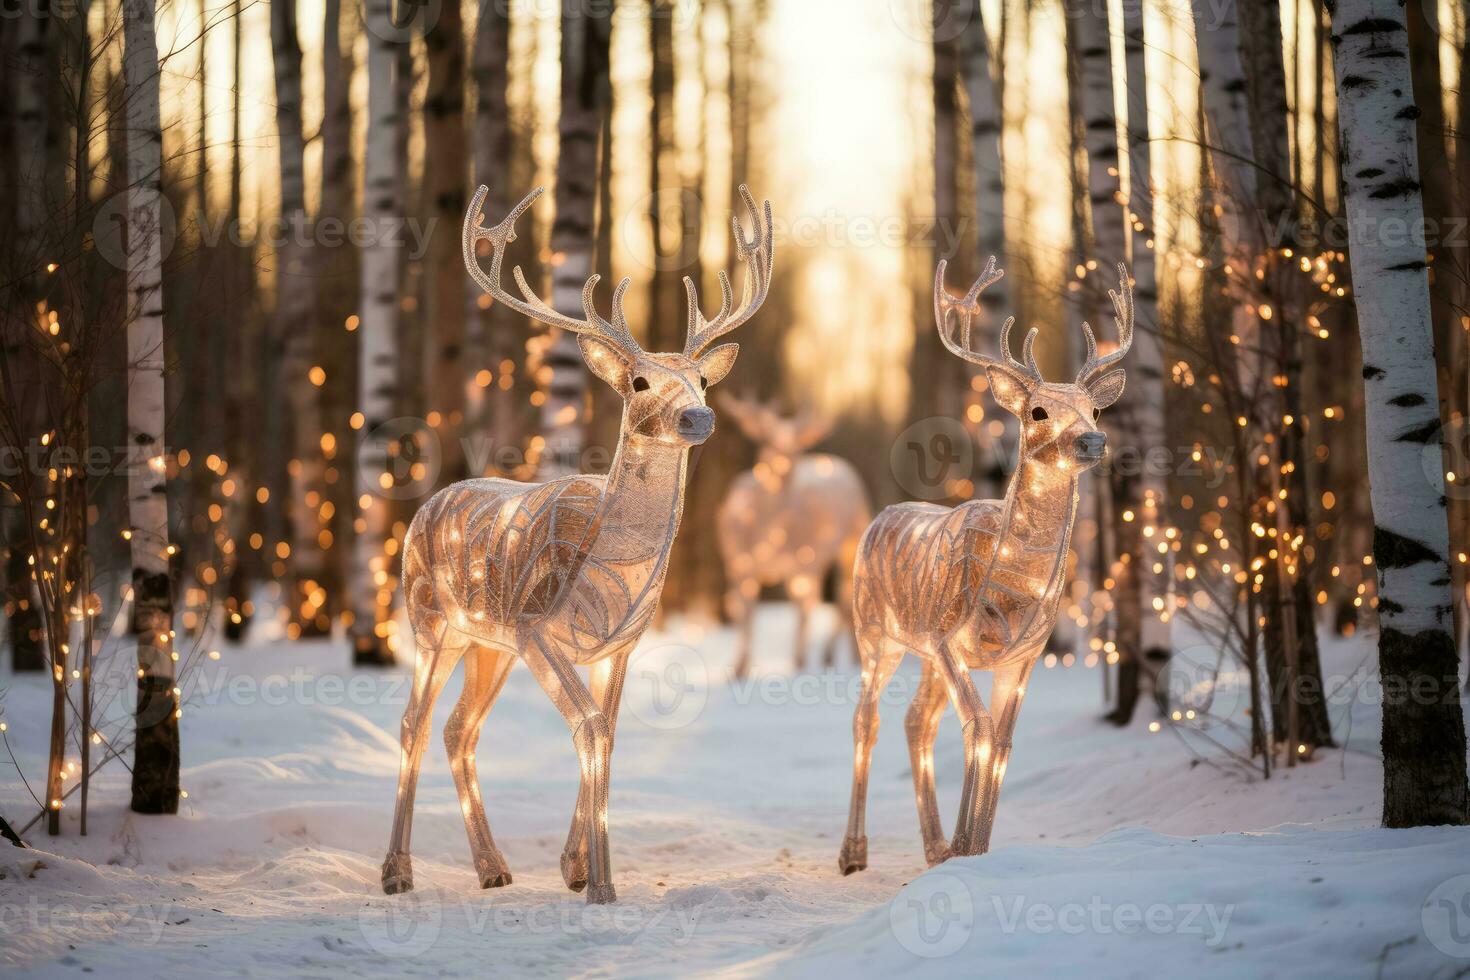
[1395,105,1421,120]
[1363,365,1385,380]
[1388,392,1426,407]
[1342,17,1406,36]
[1395,418,1440,444]
[1374,525,1442,569]
[1369,177,1421,200]
[1342,74,1372,90]
[1355,167,1384,178]
[1385,260,1428,271]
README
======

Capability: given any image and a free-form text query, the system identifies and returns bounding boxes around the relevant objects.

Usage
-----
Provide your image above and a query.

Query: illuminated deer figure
[716,395,871,676]
[839,259,1132,874]
[381,185,773,904]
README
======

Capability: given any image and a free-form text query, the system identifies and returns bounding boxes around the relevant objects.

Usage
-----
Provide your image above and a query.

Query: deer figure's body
[840,259,1132,873]
[716,397,871,676]
[382,184,773,904]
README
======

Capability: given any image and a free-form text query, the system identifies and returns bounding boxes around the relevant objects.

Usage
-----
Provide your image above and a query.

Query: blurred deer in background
[382,184,773,904]
[716,395,870,677]
[839,259,1132,874]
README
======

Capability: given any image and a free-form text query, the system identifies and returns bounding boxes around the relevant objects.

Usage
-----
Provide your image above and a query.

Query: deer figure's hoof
[949,831,988,858]
[585,881,617,905]
[561,846,589,893]
[924,840,954,867]
[381,851,414,894]
[475,853,513,889]
[838,835,868,875]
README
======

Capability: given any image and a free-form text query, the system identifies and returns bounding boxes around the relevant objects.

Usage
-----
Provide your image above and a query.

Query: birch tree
[1120,0,1171,670]
[1070,0,1145,722]
[350,0,402,666]
[270,0,327,636]
[543,3,612,478]
[123,0,179,814]
[1329,0,1468,825]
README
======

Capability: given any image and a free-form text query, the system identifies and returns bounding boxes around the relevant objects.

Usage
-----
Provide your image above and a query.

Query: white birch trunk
[1330,0,1467,825]
[270,0,327,635]
[123,0,179,813]
[542,7,607,478]
[1075,0,1125,267]
[351,0,402,665]
[1121,0,1170,659]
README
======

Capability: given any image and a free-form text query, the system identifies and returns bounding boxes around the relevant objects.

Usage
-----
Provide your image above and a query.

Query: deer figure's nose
[1075,431,1106,459]
[677,407,715,442]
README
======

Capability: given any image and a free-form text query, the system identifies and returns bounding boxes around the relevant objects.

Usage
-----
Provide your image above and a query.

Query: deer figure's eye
[633,376,651,392]
[1031,406,1049,422]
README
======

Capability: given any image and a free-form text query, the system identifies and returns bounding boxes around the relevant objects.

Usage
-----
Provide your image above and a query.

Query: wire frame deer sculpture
[716,395,871,677]
[381,184,774,904]
[839,258,1132,874]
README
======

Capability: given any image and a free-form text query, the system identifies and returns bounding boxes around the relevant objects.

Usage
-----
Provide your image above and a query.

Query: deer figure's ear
[985,365,1033,418]
[697,343,740,387]
[1087,368,1126,411]
[717,392,766,440]
[794,406,833,449]
[579,334,632,392]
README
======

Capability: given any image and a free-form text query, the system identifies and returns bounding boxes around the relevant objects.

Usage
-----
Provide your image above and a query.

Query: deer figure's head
[464,184,774,448]
[719,394,832,472]
[934,257,1133,474]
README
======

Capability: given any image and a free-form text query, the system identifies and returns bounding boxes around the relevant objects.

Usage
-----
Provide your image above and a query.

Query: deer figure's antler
[1076,262,1134,385]
[463,184,644,357]
[683,185,775,358]
[934,255,1041,385]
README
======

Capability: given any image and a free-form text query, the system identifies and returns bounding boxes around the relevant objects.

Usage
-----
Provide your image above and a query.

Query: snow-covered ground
[1,605,1468,978]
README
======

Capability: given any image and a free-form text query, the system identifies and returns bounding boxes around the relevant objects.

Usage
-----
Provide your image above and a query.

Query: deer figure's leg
[930,639,994,857]
[905,659,951,866]
[838,628,903,875]
[972,658,1037,854]
[790,574,820,673]
[823,560,856,670]
[561,651,630,892]
[443,644,516,888]
[727,580,757,680]
[520,633,617,904]
[382,625,467,894]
